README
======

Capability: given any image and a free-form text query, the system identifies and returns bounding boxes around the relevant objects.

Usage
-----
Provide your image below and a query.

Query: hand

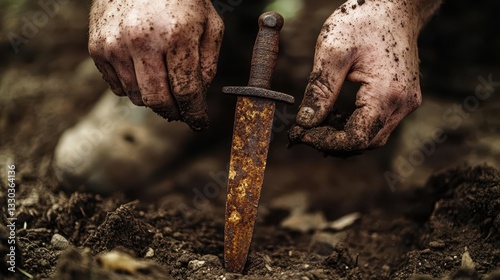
[89,0,224,131]
[290,0,433,153]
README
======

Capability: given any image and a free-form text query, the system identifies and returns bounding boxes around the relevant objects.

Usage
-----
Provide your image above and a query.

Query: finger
[108,54,143,106]
[296,36,351,128]
[369,91,421,147]
[167,30,209,131]
[93,60,126,97]
[300,107,387,152]
[130,48,181,121]
[200,6,224,87]
[300,84,394,152]
[369,110,405,148]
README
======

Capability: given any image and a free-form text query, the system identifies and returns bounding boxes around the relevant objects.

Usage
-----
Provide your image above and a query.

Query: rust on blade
[224,96,275,273]
[224,11,292,274]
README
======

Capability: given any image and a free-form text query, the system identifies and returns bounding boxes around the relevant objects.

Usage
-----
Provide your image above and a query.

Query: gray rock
[51,233,69,250]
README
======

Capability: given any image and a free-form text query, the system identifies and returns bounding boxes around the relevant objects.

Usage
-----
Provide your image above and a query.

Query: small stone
[328,213,361,231]
[428,240,446,250]
[51,233,69,250]
[461,248,475,270]
[281,211,328,233]
[163,227,173,234]
[188,260,206,270]
[145,247,154,258]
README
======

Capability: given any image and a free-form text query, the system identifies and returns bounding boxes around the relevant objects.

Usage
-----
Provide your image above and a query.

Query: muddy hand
[290,0,442,152]
[89,0,224,131]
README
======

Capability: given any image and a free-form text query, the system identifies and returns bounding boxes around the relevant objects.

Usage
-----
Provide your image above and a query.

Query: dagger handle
[248,12,284,90]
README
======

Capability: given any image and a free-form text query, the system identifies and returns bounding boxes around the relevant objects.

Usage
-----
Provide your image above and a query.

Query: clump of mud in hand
[288,110,361,157]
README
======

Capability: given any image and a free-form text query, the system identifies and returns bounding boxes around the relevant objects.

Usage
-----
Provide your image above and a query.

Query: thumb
[296,48,350,128]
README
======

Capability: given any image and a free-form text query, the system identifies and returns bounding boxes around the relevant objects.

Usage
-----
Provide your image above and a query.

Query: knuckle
[201,64,217,86]
[376,80,407,110]
[407,91,422,112]
[127,28,149,47]
[88,42,104,60]
[306,73,332,102]
[218,19,225,35]
[213,14,224,34]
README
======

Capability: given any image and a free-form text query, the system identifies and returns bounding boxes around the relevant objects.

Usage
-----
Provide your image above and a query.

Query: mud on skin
[88,0,224,131]
[291,0,443,153]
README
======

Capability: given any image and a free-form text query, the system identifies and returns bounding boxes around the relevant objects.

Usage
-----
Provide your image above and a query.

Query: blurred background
[0,0,499,219]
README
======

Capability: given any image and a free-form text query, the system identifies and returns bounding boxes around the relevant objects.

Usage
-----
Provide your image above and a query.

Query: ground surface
[1,0,500,279]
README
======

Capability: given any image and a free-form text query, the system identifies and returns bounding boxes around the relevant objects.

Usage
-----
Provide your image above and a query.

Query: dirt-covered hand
[89,0,224,131]
[290,0,441,153]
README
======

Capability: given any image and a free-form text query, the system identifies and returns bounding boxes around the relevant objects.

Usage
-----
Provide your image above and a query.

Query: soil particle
[428,240,446,250]
[83,202,154,256]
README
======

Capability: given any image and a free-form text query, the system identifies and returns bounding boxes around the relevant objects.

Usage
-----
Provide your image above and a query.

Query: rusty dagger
[223,11,294,274]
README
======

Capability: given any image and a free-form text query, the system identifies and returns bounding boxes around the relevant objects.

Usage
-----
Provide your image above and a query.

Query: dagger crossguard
[222,11,294,104]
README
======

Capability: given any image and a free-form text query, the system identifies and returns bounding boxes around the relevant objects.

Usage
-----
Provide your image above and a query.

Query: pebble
[328,212,361,231]
[461,249,475,270]
[51,233,69,250]
[281,211,328,233]
[163,227,173,234]
[188,260,206,270]
[145,247,154,258]
[428,240,446,250]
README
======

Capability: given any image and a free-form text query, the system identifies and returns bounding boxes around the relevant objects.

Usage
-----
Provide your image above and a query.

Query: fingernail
[297,107,315,125]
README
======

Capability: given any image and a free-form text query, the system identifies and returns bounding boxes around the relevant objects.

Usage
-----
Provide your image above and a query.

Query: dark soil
[1,156,500,279]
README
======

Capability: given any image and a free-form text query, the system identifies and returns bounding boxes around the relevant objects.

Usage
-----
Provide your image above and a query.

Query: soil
[1,143,500,280]
[1,0,500,279]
